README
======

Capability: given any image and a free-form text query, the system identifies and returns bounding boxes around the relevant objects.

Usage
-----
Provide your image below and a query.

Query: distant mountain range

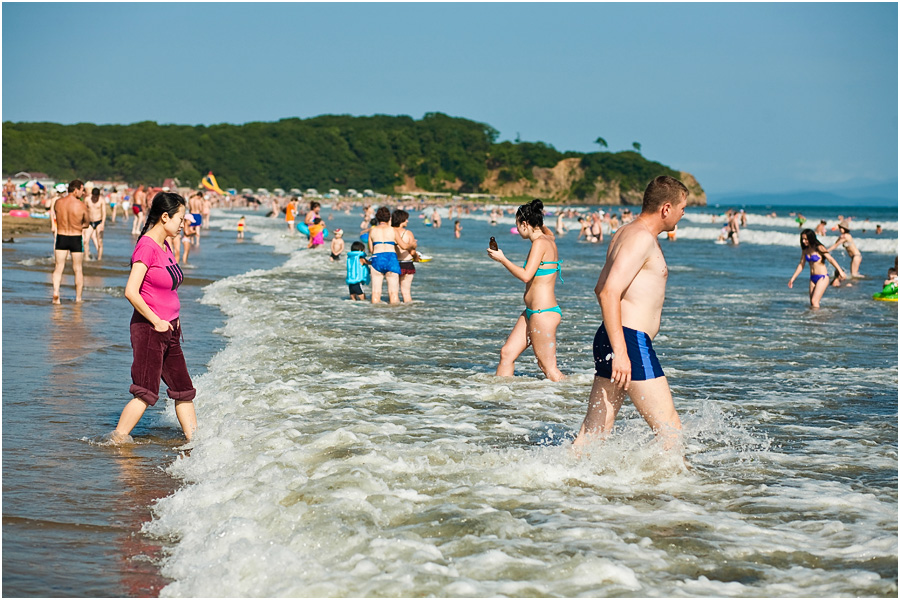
[712,182,898,207]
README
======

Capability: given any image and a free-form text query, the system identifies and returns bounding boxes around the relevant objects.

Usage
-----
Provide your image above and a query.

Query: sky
[2,2,897,197]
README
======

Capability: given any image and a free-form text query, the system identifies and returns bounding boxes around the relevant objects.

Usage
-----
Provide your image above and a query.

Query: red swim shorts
[129,311,196,406]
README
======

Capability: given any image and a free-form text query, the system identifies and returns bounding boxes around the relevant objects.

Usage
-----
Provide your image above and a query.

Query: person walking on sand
[789,229,846,308]
[84,187,107,261]
[487,199,565,382]
[51,180,89,304]
[827,221,863,278]
[368,206,401,304]
[109,191,196,443]
[572,175,689,452]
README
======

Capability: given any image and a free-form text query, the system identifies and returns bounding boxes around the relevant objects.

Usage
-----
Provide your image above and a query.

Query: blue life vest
[346,251,370,285]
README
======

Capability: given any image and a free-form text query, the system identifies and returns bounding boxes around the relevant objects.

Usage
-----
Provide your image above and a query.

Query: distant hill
[2,114,705,205]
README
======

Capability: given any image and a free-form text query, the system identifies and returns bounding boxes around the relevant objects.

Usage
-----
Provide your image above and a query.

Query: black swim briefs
[55,234,83,253]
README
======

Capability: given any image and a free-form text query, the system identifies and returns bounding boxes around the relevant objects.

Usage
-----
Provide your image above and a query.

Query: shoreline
[1,212,285,597]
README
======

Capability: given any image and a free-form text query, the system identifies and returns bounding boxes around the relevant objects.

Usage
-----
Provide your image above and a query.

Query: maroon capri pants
[129,311,196,406]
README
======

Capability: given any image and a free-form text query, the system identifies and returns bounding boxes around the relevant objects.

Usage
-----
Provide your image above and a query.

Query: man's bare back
[55,195,89,236]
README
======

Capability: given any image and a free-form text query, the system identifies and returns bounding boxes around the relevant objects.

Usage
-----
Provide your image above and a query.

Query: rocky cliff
[478,158,706,206]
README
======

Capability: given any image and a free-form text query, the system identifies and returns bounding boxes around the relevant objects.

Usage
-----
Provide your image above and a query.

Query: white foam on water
[140,219,896,597]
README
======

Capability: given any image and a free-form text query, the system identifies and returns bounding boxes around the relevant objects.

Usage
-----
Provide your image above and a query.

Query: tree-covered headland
[2,113,705,205]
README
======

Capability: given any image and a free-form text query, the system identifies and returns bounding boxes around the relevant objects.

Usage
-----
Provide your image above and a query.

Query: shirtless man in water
[573,175,688,452]
[84,187,107,260]
[51,180,89,303]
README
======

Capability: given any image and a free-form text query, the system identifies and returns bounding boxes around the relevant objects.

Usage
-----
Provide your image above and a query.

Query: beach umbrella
[19,180,45,190]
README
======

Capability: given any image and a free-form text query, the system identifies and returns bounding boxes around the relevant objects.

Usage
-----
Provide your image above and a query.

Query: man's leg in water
[51,250,67,302]
[72,251,85,302]
[573,376,625,447]
[627,376,683,451]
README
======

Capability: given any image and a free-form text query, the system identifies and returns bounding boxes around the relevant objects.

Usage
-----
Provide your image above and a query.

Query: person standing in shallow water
[487,199,565,382]
[51,180,89,303]
[788,229,846,308]
[572,175,688,452]
[110,192,197,443]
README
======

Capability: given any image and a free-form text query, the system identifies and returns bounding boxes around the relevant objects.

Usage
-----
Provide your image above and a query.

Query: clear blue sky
[3,2,897,196]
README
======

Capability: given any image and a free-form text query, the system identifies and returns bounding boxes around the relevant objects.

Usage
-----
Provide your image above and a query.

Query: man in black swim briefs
[573,175,689,453]
[51,180,89,303]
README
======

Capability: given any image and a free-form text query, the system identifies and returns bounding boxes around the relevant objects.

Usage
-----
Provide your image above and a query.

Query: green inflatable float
[873,282,898,302]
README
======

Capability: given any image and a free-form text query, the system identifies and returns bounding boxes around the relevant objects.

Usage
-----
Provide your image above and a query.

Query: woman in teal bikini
[788,229,846,308]
[487,199,565,381]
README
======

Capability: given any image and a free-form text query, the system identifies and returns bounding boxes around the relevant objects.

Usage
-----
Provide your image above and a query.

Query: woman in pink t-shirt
[109,192,197,443]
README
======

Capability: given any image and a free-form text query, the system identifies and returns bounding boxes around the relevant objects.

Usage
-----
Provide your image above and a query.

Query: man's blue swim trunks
[593,323,664,381]
[370,251,401,275]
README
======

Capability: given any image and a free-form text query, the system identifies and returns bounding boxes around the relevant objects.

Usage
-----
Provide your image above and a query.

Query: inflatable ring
[873,283,898,302]
[8,209,29,218]
[510,227,518,234]
[296,222,310,235]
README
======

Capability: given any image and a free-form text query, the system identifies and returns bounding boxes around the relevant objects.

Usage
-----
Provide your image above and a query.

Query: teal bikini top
[524,258,563,283]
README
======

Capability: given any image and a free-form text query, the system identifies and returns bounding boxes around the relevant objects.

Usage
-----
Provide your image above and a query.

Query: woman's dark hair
[800,229,828,255]
[391,209,409,227]
[310,200,320,210]
[516,199,544,228]
[351,241,366,252]
[376,206,391,223]
[138,192,187,240]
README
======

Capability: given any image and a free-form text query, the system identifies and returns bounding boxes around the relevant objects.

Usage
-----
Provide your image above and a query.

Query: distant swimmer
[51,180,89,303]
[815,220,827,237]
[572,175,688,452]
[788,229,846,308]
[110,192,196,443]
[237,215,246,240]
[827,221,863,278]
[487,199,565,382]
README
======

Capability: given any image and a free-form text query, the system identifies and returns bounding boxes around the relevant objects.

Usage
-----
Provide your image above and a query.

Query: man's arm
[595,231,653,390]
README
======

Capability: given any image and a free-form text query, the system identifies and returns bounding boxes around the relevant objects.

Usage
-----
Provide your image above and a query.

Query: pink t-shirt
[131,237,184,322]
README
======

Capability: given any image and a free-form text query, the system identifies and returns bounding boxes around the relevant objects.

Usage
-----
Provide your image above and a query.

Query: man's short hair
[642,175,688,213]
[68,179,84,193]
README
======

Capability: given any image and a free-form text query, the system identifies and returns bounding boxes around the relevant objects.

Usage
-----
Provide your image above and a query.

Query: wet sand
[2,210,283,596]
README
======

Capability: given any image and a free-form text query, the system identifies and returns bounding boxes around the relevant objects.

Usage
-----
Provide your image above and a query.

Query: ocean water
[134,204,897,597]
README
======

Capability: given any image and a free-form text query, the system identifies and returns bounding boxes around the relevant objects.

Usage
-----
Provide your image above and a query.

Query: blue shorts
[593,323,664,381]
[370,251,401,275]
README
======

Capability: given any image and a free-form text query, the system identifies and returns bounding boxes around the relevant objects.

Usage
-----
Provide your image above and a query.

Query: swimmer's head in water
[516,199,544,229]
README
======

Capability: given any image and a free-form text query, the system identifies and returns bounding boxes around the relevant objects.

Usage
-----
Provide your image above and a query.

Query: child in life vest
[346,241,370,300]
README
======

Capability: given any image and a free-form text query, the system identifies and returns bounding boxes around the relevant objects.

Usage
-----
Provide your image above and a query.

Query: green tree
[594,137,608,150]
[632,141,641,153]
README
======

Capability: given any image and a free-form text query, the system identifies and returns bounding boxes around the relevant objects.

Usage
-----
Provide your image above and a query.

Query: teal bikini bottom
[525,305,562,319]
